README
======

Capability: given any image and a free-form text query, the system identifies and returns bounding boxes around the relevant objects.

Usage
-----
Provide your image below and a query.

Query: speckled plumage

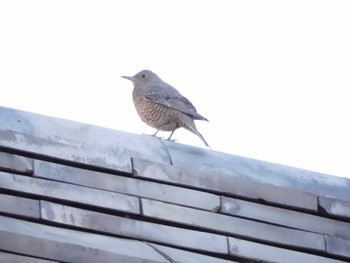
[122,70,210,147]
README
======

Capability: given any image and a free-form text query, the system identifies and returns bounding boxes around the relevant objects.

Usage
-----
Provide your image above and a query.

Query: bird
[121,70,210,147]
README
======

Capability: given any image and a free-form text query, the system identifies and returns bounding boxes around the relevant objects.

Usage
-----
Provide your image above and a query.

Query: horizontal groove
[1,147,350,223]
[0,188,348,262]
[1,149,349,262]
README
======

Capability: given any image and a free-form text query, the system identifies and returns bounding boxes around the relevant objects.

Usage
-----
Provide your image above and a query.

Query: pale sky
[1,1,349,179]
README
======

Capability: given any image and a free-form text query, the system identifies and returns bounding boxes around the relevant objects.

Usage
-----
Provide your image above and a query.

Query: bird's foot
[143,133,158,137]
[142,133,166,140]
[166,138,178,142]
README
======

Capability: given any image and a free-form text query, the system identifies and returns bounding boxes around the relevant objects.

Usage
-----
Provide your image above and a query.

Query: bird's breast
[133,94,178,131]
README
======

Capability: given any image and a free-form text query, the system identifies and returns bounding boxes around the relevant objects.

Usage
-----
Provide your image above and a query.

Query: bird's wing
[144,87,208,121]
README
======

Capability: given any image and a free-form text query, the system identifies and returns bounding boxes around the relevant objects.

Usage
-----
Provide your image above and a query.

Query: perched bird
[122,70,210,147]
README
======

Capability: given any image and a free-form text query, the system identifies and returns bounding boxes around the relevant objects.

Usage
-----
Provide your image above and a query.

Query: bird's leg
[167,130,178,141]
[143,129,163,138]
[150,129,166,139]
[152,130,160,136]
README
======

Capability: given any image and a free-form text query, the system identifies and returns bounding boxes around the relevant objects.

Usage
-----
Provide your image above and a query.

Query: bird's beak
[121,75,134,81]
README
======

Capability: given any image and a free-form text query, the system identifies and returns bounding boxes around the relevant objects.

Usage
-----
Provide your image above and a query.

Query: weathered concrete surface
[0,151,33,174]
[319,196,350,219]
[0,106,171,165]
[147,243,237,263]
[221,196,350,240]
[163,141,350,201]
[0,215,169,263]
[325,236,350,258]
[0,171,140,214]
[0,193,39,219]
[40,201,228,254]
[0,251,60,263]
[133,158,318,211]
[34,160,220,211]
[141,199,325,251]
[2,106,349,202]
[1,105,349,263]
[228,237,345,263]
[0,129,132,173]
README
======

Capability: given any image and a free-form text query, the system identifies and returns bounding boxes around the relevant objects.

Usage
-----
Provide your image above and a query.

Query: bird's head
[121,70,160,87]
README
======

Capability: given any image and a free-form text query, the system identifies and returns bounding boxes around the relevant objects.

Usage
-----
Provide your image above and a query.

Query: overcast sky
[1,1,349,179]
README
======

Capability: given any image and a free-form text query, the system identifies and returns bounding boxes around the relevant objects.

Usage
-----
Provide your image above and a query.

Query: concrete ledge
[0,171,140,214]
[228,237,344,263]
[1,106,349,263]
[0,215,169,263]
[0,151,33,174]
[141,199,325,251]
[133,158,318,211]
[147,243,237,263]
[221,196,350,240]
[325,236,350,258]
[0,129,132,173]
[319,196,350,220]
[0,106,171,165]
[40,201,228,254]
[34,160,220,211]
[0,252,60,263]
[0,193,39,219]
[164,141,350,201]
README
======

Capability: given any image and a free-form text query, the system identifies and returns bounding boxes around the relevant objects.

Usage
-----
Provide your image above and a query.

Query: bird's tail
[195,130,210,148]
[182,115,210,148]
[193,112,209,122]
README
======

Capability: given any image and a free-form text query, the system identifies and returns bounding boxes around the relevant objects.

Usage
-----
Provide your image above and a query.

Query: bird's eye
[141,74,147,79]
